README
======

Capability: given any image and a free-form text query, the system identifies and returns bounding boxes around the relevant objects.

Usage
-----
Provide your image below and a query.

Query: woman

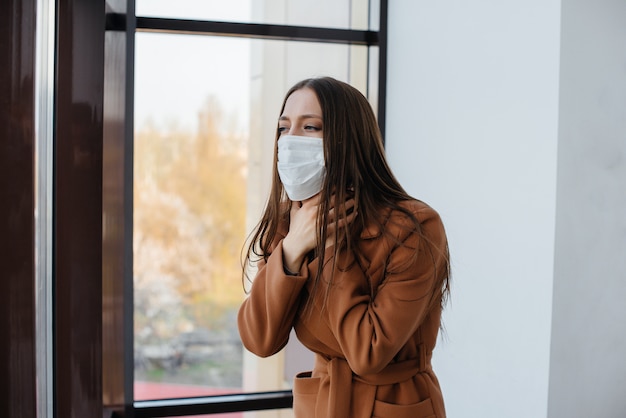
[238,77,450,418]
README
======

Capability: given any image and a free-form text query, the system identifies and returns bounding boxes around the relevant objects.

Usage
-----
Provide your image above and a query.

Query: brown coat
[238,200,448,418]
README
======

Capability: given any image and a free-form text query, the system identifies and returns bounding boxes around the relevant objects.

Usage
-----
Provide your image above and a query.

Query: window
[104,0,387,415]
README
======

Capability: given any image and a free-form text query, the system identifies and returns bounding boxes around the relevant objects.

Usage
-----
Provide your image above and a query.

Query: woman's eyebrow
[299,114,322,120]
[278,114,322,121]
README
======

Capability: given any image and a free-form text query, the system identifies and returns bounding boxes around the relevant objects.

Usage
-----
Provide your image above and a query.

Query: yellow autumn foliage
[134,97,247,339]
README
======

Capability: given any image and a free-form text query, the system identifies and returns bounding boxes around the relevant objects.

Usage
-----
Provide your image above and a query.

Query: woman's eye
[304,125,321,131]
[278,126,289,133]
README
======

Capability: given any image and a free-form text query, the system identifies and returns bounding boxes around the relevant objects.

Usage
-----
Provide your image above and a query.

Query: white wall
[386,1,626,417]
[242,1,626,416]
[548,1,626,417]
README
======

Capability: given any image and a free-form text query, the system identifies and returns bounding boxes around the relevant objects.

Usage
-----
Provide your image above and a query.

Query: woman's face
[278,88,323,139]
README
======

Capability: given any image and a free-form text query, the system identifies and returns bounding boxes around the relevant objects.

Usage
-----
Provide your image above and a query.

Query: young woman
[238,77,450,418]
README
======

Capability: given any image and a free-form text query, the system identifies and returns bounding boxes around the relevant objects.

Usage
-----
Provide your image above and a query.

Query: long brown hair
[243,77,450,311]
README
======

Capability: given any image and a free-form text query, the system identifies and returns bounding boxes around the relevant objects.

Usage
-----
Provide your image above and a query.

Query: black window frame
[104,2,388,416]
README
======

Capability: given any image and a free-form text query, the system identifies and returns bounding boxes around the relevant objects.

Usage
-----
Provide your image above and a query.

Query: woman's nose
[286,127,299,136]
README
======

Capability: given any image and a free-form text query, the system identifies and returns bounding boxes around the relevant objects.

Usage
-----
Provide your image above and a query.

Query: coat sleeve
[326,205,448,376]
[237,240,309,357]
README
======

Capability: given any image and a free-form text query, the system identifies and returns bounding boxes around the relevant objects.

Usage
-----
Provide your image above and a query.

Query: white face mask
[277,135,326,201]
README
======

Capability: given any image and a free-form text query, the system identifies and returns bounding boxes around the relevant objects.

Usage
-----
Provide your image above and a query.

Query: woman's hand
[325,197,357,248]
[282,195,358,274]
[282,195,321,273]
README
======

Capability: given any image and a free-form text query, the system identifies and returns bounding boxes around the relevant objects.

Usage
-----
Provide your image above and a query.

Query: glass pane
[133,31,373,405]
[134,33,251,400]
[136,0,374,30]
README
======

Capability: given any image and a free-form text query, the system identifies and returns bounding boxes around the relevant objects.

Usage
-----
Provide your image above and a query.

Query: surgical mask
[277,135,326,201]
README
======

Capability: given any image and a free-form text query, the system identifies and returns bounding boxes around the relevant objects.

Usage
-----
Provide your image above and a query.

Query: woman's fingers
[326,198,358,237]
[285,197,320,258]
[327,197,355,222]
[327,208,357,232]
[325,209,358,249]
[291,194,358,251]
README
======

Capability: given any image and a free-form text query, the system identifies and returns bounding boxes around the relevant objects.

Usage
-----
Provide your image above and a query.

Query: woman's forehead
[282,88,321,118]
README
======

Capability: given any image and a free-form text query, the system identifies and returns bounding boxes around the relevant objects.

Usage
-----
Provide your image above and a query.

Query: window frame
[103,1,388,416]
